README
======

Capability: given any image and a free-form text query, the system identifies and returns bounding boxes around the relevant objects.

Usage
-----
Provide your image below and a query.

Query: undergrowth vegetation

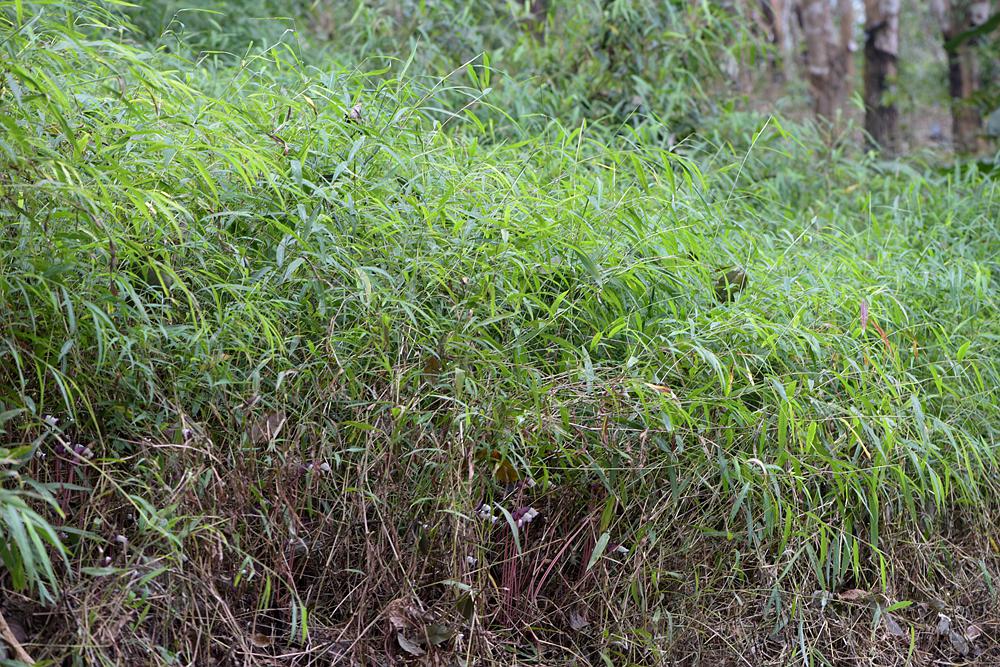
[0,2,998,665]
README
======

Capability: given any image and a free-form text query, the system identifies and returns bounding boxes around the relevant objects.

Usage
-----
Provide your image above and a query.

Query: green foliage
[0,424,65,603]
[124,0,311,53]
[943,10,1000,52]
[0,485,65,603]
[0,1,997,664]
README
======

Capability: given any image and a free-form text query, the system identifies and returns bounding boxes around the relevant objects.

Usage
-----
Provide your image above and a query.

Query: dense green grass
[0,2,998,665]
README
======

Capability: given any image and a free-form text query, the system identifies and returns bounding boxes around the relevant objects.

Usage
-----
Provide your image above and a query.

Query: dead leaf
[494,458,519,484]
[568,609,590,631]
[644,383,676,398]
[714,268,748,303]
[426,623,454,646]
[965,624,982,641]
[949,629,971,656]
[384,598,414,631]
[250,411,286,445]
[870,318,892,353]
[936,613,952,636]
[396,632,425,657]
[302,94,317,116]
[455,593,474,621]
[837,588,870,602]
[860,299,869,332]
[883,613,906,638]
[474,450,520,484]
[345,103,363,124]
[249,632,272,648]
[267,133,289,155]
[423,354,442,375]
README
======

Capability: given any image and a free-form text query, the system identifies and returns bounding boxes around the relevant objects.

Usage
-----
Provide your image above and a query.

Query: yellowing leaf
[495,459,519,484]
[644,383,676,398]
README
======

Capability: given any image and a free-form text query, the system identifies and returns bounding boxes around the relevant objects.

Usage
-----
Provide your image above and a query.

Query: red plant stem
[529,518,590,602]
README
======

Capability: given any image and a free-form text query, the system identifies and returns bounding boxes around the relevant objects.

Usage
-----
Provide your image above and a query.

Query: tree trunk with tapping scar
[863,0,901,155]
[931,0,993,154]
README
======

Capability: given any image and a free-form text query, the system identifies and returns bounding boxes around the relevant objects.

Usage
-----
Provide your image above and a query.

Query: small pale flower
[513,506,539,528]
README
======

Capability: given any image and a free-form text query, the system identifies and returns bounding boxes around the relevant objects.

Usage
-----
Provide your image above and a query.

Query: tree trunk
[777,0,798,80]
[760,0,794,81]
[838,0,855,82]
[863,0,901,155]
[802,0,834,117]
[801,0,853,119]
[932,0,992,154]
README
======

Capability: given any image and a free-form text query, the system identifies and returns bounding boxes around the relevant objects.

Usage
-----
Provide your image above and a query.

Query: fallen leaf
[949,629,971,656]
[396,632,425,657]
[811,589,831,610]
[837,588,870,602]
[426,623,454,646]
[385,598,415,631]
[936,613,952,636]
[268,133,289,155]
[423,354,442,375]
[883,613,906,638]
[475,450,520,483]
[249,633,272,648]
[569,609,589,631]
[965,624,982,641]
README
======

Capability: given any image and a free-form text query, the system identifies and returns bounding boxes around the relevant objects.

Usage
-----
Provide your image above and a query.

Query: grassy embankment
[0,3,998,664]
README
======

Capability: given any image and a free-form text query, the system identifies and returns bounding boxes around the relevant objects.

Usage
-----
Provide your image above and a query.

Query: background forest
[0,1,998,665]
